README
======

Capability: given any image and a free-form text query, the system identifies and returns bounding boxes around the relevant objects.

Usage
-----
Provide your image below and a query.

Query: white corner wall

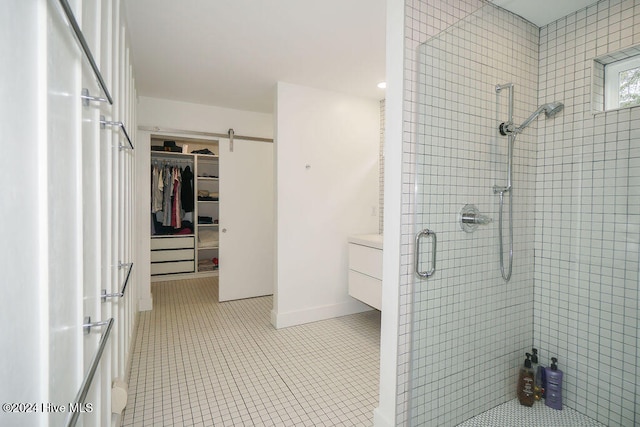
[374,0,404,424]
[273,82,380,328]
[134,96,273,310]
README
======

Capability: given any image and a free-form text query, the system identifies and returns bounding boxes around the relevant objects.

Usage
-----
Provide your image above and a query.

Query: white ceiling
[122,0,598,114]
[122,0,386,113]
[490,0,598,27]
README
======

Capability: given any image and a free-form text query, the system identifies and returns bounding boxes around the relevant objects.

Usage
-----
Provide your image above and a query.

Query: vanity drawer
[348,243,383,280]
[348,270,382,310]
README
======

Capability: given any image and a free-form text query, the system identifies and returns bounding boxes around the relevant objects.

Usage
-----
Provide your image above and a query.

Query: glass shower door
[407,4,536,425]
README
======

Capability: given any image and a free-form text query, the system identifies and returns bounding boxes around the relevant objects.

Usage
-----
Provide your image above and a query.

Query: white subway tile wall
[399,0,639,426]
[535,1,639,426]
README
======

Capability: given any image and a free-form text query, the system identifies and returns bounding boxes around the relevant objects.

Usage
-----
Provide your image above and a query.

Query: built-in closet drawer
[151,236,196,276]
[151,236,195,250]
[151,260,195,276]
[151,248,194,263]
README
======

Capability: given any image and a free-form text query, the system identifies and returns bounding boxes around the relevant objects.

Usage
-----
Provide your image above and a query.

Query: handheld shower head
[516,101,564,133]
[542,101,564,118]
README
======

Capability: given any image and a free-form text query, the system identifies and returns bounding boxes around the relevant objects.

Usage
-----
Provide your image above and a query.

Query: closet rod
[152,158,193,164]
[57,0,113,105]
[139,126,273,143]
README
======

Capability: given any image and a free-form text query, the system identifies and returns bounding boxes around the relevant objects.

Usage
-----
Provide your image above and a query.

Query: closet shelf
[151,151,192,159]
[198,245,219,250]
[197,154,219,161]
[197,177,219,181]
[198,224,219,228]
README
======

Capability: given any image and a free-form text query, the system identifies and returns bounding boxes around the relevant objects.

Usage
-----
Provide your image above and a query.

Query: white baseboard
[373,407,394,427]
[150,270,218,282]
[271,299,372,329]
[138,296,153,311]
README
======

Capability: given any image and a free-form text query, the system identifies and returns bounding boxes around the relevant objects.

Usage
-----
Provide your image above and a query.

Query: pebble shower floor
[121,277,380,426]
[457,399,606,427]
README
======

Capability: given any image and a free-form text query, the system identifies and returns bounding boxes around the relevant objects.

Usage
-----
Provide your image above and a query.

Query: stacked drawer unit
[150,236,195,276]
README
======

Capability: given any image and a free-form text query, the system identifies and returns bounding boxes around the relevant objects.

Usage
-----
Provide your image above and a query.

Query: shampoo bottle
[530,348,539,372]
[545,357,563,410]
[531,348,545,400]
[517,353,535,407]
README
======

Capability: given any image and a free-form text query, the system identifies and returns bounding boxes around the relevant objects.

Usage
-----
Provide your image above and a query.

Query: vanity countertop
[348,234,383,250]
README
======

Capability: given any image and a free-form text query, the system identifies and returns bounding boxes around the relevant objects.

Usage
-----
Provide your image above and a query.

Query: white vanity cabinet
[348,234,383,310]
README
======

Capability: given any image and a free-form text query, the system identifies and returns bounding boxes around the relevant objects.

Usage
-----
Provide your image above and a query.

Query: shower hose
[498,188,513,282]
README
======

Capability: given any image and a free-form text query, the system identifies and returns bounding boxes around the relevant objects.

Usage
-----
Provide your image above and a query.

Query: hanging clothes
[181,165,194,212]
[151,160,193,234]
[151,163,164,213]
[162,165,174,226]
[171,167,182,229]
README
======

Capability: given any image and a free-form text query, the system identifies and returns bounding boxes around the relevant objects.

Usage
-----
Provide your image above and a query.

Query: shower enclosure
[406,2,639,426]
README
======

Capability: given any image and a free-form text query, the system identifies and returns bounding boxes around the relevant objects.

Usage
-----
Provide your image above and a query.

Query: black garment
[181,166,194,212]
[192,148,215,155]
[198,216,213,224]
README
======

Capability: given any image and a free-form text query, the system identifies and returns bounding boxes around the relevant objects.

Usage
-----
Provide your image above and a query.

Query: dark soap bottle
[517,353,535,407]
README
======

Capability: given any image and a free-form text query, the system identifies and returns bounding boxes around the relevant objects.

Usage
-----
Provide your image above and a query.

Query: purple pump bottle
[545,357,563,410]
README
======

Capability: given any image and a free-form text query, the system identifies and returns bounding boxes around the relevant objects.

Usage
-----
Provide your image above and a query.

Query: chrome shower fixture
[499,101,564,136]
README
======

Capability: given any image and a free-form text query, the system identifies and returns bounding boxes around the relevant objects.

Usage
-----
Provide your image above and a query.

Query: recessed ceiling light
[377,82,386,89]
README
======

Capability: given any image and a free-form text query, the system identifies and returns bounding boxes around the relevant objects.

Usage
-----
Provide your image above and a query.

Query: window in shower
[593,44,640,112]
[604,55,640,109]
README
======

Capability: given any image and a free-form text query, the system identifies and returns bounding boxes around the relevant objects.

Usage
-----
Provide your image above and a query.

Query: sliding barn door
[219,139,274,301]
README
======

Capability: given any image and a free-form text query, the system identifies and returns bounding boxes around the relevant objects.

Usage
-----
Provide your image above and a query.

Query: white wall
[273,82,380,328]
[137,96,274,136]
[1,1,138,425]
[535,2,640,424]
[1,1,47,417]
[374,0,404,424]
[135,96,273,310]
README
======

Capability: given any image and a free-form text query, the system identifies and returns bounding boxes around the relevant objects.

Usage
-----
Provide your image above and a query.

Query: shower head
[517,101,564,132]
[542,101,564,118]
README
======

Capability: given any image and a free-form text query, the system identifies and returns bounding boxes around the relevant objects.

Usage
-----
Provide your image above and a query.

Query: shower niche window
[593,45,640,111]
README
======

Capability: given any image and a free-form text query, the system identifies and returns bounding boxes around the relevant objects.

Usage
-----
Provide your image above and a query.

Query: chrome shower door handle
[415,229,437,278]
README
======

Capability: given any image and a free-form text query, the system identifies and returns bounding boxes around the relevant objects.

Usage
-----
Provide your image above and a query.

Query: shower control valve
[460,204,492,233]
[499,121,517,136]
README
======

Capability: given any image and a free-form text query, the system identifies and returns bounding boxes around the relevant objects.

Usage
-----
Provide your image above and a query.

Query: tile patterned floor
[121,277,380,426]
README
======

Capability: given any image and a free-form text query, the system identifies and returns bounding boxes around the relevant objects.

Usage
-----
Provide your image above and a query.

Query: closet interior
[150,136,221,279]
